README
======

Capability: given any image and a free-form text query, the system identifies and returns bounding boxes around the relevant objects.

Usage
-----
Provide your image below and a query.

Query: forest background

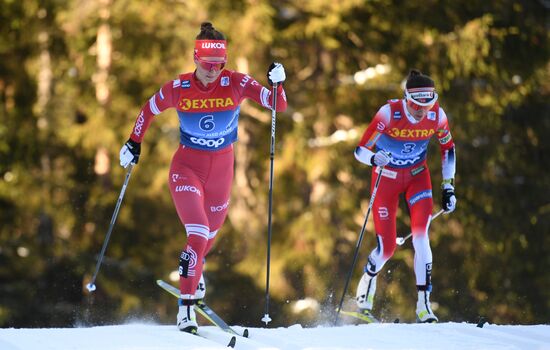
[1,0,549,328]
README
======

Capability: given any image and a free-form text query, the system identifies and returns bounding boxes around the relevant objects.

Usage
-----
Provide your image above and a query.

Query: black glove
[441,186,457,213]
[119,138,141,168]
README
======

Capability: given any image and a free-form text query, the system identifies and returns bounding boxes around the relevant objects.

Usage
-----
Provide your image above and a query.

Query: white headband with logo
[405,87,438,106]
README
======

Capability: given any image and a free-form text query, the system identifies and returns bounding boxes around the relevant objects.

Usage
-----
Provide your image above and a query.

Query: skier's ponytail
[406,69,435,89]
[196,22,226,40]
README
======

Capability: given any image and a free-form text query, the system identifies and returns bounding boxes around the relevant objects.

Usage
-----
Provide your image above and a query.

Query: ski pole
[86,163,134,292]
[334,166,385,325]
[396,209,445,246]
[262,83,278,325]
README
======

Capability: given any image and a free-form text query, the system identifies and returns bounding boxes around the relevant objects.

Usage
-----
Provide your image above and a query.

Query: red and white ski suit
[355,99,455,289]
[129,69,287,296]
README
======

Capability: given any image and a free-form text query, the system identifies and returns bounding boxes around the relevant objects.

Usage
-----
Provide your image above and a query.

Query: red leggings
[168,145,234,296]
[366,163,435,287]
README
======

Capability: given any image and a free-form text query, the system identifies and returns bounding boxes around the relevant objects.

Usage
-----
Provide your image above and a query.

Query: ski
[339,309,380,323]
[156,279,249,338]
[193,331,236,348]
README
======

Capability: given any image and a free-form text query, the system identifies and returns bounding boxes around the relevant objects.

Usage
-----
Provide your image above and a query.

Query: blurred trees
[0,0,548,327]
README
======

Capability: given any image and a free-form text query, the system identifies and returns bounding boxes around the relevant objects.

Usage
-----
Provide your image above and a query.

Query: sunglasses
[406,98,435,112]
[194,54,226,71]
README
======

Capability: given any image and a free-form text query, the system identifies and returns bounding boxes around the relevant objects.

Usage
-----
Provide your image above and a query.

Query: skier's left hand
[441,183,457,213]
[267,62,286,86]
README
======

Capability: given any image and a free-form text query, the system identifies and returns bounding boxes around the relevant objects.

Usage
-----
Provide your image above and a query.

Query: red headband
[194,40,227,59]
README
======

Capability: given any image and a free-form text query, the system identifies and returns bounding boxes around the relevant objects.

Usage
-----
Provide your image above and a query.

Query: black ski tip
[477,316,487,328]
[227,336,236,348]
[243,328,249,338]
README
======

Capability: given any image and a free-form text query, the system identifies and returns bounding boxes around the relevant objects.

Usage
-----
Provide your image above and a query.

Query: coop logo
[179,98,235,110]
[201,42,226,49]
[210,200,230,213]
[175,185,202,197]
[190,137,225,148]
[133,112,145,137]
[391,156,420,166]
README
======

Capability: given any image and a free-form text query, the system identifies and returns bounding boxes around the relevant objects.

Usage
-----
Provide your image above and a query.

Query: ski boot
[194,273,206,300]
[416,290,438,323]
[177,298,198,333]
[356,273,379,323]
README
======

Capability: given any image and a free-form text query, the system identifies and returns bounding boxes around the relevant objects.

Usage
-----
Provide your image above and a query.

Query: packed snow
[1,322,549,349]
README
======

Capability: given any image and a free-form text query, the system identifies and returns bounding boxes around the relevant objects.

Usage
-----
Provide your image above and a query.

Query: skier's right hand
[371,150,392,167]
[119,138,141,168]
[267,62,286,86]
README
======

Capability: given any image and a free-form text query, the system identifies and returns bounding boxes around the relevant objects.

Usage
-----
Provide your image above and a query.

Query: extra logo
[389,128,435,138]
[133,112,145,137]
[179,98,235,110]
[190,137,225,148]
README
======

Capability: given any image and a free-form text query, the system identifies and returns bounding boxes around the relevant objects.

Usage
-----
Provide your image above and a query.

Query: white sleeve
[438,107,456,181]
[378,104,392,126]
[355,146,375,166]
[437,107,449,129]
